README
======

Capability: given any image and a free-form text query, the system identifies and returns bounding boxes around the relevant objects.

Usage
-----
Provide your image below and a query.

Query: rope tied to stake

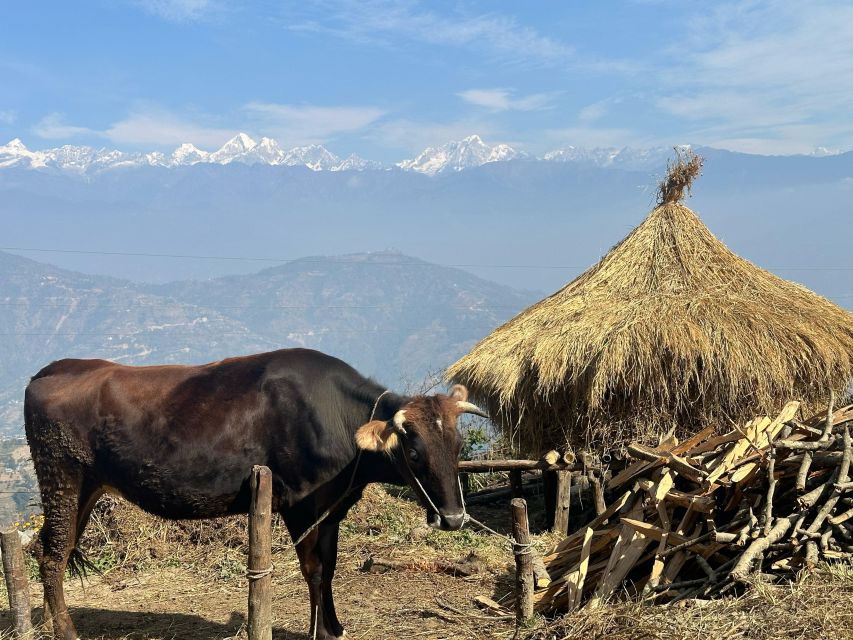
[463,513,535,556]
[246,564,275,580]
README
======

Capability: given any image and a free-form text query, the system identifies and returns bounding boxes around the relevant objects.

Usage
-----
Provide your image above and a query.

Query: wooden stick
[511,498,534,626]
[820,391,835,441]
[730,513,799,582]
[776,438,837,451]
[782,451,844,468]
[829,507,853,526]
[805,540,818,570]
[248,465,273,640]
[588,469,606,516]
[763,444,777,536]
[458,459,589,472]
[796,451,813,494]
[553,470,571,534]
[806,427,851,534]
[1,528,32,637]
[626,444,707,483]
[362,556,478,577]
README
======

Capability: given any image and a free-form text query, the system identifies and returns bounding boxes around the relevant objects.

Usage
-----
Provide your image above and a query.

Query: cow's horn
[456,401,490,419]
[392,410,408,434]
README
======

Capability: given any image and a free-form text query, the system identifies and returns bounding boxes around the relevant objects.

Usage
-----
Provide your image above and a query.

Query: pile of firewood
[533,398,853,613]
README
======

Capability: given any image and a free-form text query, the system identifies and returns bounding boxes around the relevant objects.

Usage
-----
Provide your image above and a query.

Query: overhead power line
[3,246,853,271]
[0,301,527,311]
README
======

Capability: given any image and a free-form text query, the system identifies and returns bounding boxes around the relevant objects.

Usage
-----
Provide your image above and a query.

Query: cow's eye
[409,448,419,462]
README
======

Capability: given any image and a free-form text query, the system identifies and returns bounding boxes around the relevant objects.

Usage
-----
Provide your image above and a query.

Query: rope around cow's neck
[293,390,531,555]
[292,389,389,546]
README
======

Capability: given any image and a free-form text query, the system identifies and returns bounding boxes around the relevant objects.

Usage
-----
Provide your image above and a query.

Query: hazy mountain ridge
[0,250,539,435]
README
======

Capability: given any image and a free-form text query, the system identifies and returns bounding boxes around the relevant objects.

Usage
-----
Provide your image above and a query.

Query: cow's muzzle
[428,509,465,531]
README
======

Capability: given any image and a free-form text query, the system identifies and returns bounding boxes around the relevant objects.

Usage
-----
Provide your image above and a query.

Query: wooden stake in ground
[1,527,32,637]
[511,498,534,626]
[248,465,273,640]
[553,470,572,534]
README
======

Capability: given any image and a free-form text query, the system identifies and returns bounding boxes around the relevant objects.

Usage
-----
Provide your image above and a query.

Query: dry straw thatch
[448,149,853,454]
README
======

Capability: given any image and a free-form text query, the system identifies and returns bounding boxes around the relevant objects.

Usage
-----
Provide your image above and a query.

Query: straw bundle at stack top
[515,398,853,613]
[448,150,853,454]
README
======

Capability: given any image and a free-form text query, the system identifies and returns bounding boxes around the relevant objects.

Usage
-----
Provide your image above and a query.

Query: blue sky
[2,1,852,160]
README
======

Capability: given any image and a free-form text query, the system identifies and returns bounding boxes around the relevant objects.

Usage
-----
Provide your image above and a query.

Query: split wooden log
[562,527,593,613]
[532,553,551,588]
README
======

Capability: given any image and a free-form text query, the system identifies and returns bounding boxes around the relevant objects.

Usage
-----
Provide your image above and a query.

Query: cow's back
[23,349,370,518]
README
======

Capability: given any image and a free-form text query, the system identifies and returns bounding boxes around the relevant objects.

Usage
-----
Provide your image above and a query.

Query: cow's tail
[67,547,102,580]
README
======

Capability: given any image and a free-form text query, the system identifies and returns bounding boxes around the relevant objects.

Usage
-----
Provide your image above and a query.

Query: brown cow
[25,348,487,640]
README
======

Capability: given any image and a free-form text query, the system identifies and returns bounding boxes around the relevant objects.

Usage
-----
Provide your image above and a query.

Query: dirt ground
[3,484,853,640]
[26,563,510,640]
[1,485,526,640]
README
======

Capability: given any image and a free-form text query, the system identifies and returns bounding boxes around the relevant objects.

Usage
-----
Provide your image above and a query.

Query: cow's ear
[355,420,399,451]
[448,384,469,402]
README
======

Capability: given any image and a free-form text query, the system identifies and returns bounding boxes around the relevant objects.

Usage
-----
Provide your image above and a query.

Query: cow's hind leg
[37,469,87,640]
[38,479,103,635]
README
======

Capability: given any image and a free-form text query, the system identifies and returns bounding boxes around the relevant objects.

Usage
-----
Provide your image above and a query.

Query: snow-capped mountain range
[1,132,690,176]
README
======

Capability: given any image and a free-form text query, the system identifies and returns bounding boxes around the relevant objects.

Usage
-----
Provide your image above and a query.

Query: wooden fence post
[553,470,572,535]
[509,470,524,499]
[510,498,534,626]
[1,528,32,637]
[248,465,273,640]
[542,470,557,530]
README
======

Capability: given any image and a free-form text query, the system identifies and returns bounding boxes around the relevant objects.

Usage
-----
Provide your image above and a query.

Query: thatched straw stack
[448,149,853,454]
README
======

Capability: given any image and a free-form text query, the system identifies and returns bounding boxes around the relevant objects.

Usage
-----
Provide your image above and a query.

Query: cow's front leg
[317,521,345,637]
[295,528,343,640]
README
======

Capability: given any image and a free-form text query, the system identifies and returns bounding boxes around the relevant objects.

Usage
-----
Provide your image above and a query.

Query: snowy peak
[398,134,523,175]
[249,137,285,164]
[209,133,258,164]
[543,145,687,171]
[282,144,340,171]
[332,153,381,172]
[3,138,27,152]
[172,143,209,165]
[0,138,47,168]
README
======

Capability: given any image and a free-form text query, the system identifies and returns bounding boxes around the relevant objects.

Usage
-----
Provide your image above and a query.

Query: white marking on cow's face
[436,418,443,430]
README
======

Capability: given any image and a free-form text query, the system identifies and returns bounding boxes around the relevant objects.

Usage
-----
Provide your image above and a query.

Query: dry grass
[657,147,703,205]
[448,156,853,455]
[530,567,853,640]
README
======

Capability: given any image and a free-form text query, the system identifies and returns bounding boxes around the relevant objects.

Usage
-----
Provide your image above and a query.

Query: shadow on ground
[0,608,312,640]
